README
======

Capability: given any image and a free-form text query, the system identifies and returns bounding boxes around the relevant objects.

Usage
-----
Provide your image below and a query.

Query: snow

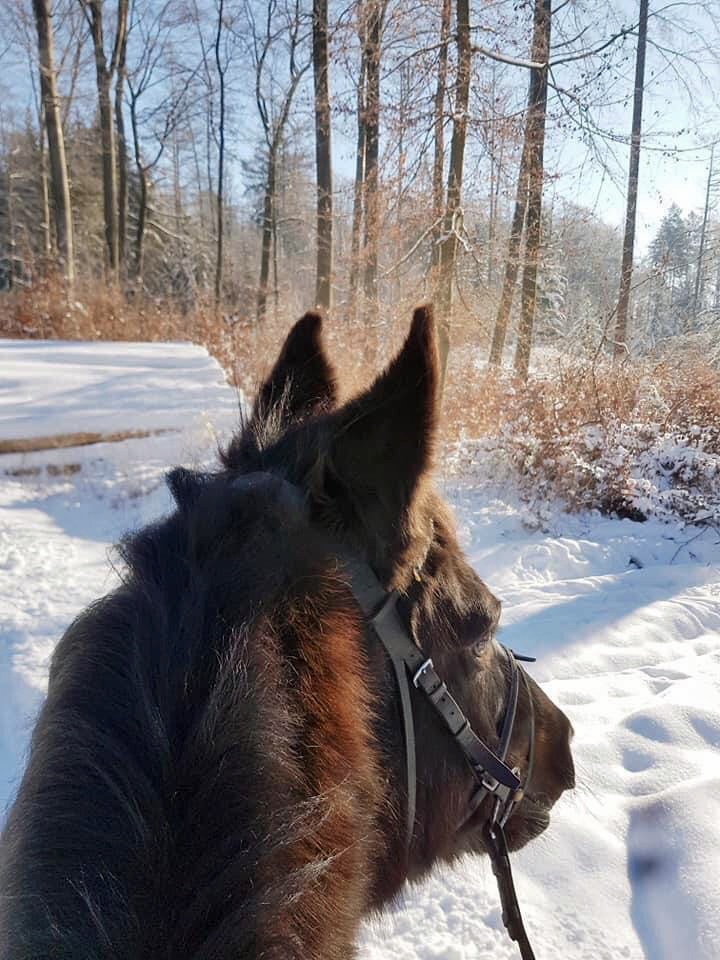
[2,342,720,958]
[358,486,720,959]
[0,339,239,442]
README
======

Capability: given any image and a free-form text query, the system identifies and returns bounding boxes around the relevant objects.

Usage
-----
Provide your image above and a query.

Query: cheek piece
[343,555,538,960]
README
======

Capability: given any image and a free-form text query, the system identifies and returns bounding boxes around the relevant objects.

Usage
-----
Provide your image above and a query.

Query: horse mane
[0,474,382,959]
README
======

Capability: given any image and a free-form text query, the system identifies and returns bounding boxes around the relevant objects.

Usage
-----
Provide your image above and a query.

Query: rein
[344,556,538,960]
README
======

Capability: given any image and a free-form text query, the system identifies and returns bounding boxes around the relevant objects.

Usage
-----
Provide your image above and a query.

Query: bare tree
[692,144,716,325]
[24,39,53,266]
[114,6,129,278]
[613,0,649,361]
[488,1,547,368]
[514,0,552,380]
[79,0,129,284]
[214,0,227,306]
[126,4,194,290]
[430,0,451,271]
[360,0,384,320]
[435,0,471,381]
[32,0,75,288]
[312,0,332,311]
[252,0,309,322]
[347,2,367,321]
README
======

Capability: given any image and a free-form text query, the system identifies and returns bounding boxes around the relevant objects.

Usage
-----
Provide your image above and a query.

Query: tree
[430,0,451,272]
[126,4,194,291]
[613,0,649,361]
[347,1,367,321]
[32,0,75,288]
[214,0,227,306]
[252,0,309,322]
[435,0,471,383]
[514,0,552,381]
[360,0,384,320]
[114,5,129,277]
[488,1,546,368]
[648,204,695,337]
[79,0,129,284]
[312,0,332,311]
[692,144,716,325]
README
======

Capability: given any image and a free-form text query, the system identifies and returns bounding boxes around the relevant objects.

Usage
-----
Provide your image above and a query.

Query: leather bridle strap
[483,818,536,960]
[343,558,522,838]
[343,555,538,960]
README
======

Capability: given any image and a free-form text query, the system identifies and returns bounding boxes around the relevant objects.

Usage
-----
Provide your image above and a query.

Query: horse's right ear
[253,312,337,426]
[312,305,439,573]
[223,312,337,467]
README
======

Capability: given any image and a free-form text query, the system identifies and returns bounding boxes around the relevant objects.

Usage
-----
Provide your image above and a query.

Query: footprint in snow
[621,747,655,773]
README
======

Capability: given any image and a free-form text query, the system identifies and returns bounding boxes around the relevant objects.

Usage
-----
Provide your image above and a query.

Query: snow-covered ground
[1,339,238,443]
[2,343,719,959]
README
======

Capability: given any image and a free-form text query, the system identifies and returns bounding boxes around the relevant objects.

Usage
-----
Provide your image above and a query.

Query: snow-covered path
[2,438,719,957]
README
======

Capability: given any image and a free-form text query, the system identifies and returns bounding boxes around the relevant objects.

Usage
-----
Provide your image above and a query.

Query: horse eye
[472,637,488,656]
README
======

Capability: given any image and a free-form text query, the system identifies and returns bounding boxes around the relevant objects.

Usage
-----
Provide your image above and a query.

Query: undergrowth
[3,278,719,525]
[444,350,720,526]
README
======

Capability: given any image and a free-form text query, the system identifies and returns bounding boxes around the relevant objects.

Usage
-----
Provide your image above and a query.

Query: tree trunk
[85,0,128,285]
[115,32,129,280]
[513,0,552,381]
[691,144,714,325]
[431,0,451,270]
[6,157,16,289]
[256,150,277,321]
[347,13,367,322]
[361,0,382,321]
[313,0,333,311]
[272,204,279,318]
[614,0,649,361]
[38,125,52,264]
[189,124,207,233]
[135,167,148,286]
[214,0,226,307]
[129,96,147,287]
[98,73,119,281]
[488,4,547,367]
[32,0,75,288]
[486,62,498,287]
[435,0,471,383]
[86,2,116,282]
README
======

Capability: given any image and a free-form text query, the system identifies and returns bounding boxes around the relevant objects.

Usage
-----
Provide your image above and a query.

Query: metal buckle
[481,773,509,802]
[480,766,523,826]
[412,658,434,688]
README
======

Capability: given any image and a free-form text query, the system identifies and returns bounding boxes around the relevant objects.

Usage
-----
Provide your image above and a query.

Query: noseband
[345,557,538,960]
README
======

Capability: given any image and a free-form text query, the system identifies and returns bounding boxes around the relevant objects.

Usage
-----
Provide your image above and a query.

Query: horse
[0,306,574,958]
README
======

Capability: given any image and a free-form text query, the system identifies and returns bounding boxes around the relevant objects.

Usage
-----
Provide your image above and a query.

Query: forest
[1,0,720,521]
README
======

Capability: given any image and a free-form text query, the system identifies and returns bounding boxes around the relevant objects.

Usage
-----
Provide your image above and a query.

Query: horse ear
[223,313,337,467]
[255,312,337,424]
[319,305,439,556]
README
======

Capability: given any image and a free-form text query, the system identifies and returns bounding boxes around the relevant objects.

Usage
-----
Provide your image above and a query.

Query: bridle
[344,556,539,960]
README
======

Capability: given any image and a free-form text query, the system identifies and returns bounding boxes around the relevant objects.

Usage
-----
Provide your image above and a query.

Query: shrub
[442,353,720,525]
